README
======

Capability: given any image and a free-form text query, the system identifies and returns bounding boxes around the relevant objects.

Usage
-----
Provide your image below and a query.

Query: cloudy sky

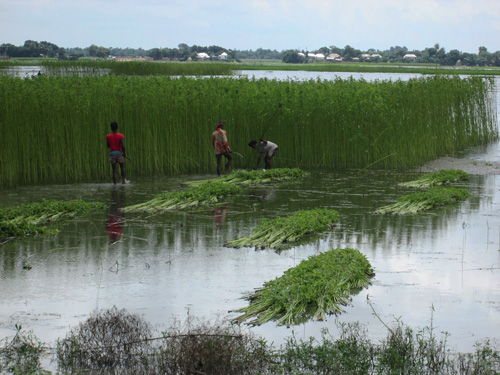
[1,0,500,53]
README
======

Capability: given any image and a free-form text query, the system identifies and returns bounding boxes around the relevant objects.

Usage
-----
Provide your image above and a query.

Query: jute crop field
[0,73,497,187]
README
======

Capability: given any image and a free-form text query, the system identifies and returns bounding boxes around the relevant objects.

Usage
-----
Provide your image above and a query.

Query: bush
[56,306,154,373]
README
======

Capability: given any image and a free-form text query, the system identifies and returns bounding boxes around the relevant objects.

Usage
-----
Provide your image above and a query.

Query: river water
[0,70,499,357]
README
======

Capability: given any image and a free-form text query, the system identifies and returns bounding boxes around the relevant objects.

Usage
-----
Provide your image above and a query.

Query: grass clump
[398,168,470,188]
[226,208,340,250]
[122,181,241,213]
[186,168,305,187]
[0,324,48,375]
[374,186,469,215]
[233,248,374,326]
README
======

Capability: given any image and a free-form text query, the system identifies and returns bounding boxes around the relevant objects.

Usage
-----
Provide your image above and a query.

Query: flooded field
[1,149,500,354]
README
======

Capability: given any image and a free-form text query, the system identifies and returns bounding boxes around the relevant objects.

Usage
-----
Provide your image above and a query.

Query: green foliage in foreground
[0,199,106,225]
[186,168,305,186]
[375,186,470,215]
[233,248,374,327]
[226,208,340,250]
[398,168,470,188]
[0,199,105,240]
[122,181,241,213]
[2,307,500,374]
[0,220,57,240]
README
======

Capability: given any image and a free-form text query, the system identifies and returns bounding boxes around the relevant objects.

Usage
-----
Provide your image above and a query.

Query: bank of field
[0,75,496,186]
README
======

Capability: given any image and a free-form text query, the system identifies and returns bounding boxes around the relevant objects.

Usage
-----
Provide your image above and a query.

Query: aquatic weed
[233,248,374,326]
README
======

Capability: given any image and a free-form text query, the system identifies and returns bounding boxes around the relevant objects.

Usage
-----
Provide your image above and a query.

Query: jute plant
[398,169,469,188]
[226,208,340,250]
[374,186,469,215]
[233,248,374,326]
[122,181,241,213]
[0,199,105,240]
[186,168,305,187]
[0,199,106,225]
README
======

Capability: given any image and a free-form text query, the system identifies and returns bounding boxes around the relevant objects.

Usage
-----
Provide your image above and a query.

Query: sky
[1,0,500,53]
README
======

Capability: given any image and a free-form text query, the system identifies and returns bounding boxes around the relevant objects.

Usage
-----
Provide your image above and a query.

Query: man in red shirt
[212,121,232,176]
[106,121,126,184]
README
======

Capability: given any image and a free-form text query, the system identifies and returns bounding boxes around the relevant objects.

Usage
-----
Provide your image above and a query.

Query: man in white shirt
[248,138,279,170]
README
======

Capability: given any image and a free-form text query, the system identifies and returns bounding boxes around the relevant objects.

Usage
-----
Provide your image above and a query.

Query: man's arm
[120,139,126,157]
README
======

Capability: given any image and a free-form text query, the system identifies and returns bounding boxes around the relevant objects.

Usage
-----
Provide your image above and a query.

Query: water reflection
[212,204,228,228]
[106,186,126,243]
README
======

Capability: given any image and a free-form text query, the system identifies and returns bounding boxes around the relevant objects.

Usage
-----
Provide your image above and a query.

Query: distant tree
[149,48,162,60]
[282,50,305,63]
[443,49,461,66]
[0,43,16,56]
[329,45,342,55]
[318,46,329,56]
[477,46,491,66]
[208,45,225,56]
[342,45,360,60]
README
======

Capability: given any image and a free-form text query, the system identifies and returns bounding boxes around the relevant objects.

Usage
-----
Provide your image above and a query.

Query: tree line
[1,40,500,66]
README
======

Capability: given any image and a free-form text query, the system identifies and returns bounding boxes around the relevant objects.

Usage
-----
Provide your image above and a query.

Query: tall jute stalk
[0,74,496,187]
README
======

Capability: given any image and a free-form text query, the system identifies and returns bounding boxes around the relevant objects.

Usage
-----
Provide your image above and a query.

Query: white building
[326,53,342,62]
[403,53,417,60]
[219,52,228,60]
[196,52,210,60]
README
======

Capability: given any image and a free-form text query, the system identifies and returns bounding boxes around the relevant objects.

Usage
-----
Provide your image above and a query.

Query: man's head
[110,121,119,132]
[248,140,258,148]
[216,120,226,129]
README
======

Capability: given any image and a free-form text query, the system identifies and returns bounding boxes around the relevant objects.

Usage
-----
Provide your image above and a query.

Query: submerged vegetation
[185,168,305,186]
[122,181,241,213]
[374,186,470,215]
[398,168,470,188]
[0,199,105,240]
[0,73,496,187]
[226,208,340,249]
[233,248,374,326]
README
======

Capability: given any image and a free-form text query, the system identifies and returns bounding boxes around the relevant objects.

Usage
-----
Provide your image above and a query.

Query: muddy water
[1,159,499,354]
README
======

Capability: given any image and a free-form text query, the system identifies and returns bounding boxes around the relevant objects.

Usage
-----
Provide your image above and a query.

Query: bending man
[248,138,278,170]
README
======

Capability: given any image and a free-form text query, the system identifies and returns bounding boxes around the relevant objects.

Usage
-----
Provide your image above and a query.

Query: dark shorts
[110,154,124,165]
[216,152,231,160]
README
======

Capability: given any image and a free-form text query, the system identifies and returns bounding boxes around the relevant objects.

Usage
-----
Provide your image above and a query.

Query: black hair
[110,121,118,131]
[248,140,257,147]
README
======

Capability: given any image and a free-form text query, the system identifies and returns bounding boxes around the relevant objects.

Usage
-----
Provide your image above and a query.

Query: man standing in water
[248,138,278,169]
[106,121,126,184]
[212,121,232,176]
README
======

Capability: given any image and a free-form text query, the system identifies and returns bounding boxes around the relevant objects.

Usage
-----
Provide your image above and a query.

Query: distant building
[197,52,210,60]
[361,54,371,59]
[371,54,382,59]
[326,53,342,62]
[219,52,228,60]
[403,53,417,60]
[307,53,325,60]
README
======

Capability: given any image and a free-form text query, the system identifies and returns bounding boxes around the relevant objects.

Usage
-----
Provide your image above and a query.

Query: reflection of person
[212,121,232,176]
[106,187,125,243]
[212,204,228,227]
[248,139,278,169]
[106,121,126,185]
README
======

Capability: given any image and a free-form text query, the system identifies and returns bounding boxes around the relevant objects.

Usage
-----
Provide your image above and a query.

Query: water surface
[1,165,499,354]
